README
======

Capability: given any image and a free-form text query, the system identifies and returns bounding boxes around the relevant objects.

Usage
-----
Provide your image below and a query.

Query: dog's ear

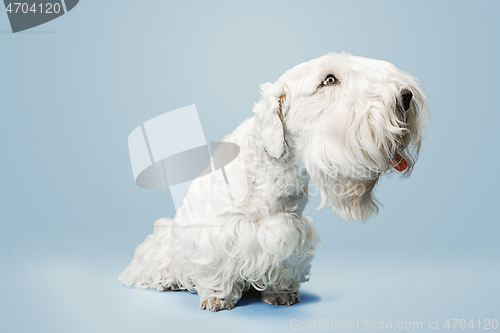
[252,81,289,159]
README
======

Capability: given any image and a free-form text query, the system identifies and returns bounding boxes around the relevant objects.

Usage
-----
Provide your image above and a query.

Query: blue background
[1,1,499,332]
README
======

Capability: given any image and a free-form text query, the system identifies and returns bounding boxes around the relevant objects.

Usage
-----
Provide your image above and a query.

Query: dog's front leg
[261,281,300,306]
[198,283,242,312]
[256,213,318,307]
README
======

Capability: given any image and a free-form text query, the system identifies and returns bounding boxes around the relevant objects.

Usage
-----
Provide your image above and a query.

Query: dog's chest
[247,157,310,216]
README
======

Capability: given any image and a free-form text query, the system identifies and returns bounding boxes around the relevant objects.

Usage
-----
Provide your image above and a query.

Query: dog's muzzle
[401,88,413,112]
[391,89,413,172]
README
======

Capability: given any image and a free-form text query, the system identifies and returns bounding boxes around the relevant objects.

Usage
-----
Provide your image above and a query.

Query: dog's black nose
[401,88,413,112]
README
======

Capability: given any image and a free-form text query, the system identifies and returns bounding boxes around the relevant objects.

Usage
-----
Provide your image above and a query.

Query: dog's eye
[322,75,336,86]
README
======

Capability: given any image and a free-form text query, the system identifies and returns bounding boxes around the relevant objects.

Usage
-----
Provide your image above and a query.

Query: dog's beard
[299,104,397,221]
[302,125,383,222]
[305,160,380,222]
[295,87,426,221]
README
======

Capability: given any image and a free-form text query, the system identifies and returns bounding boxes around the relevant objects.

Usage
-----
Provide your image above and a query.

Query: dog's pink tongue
[392,152,407,172]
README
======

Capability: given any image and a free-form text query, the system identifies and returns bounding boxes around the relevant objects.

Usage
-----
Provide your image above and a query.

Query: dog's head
[253,52,428,221]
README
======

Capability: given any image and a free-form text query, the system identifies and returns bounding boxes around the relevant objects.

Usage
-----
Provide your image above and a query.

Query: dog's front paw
[200,297,235,312]
[261,290,300,306]
[162,282,182,291]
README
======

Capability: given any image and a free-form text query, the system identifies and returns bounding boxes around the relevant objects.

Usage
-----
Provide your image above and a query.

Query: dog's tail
[119,217,177,291]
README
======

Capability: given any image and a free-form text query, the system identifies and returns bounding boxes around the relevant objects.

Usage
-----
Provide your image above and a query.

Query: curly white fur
[119,52,428,311]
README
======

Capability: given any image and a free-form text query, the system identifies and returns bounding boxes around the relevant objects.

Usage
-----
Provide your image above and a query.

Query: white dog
[120,52,427,312]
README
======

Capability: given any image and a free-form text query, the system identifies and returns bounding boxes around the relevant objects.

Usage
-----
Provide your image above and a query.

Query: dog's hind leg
[119,218,179,291]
